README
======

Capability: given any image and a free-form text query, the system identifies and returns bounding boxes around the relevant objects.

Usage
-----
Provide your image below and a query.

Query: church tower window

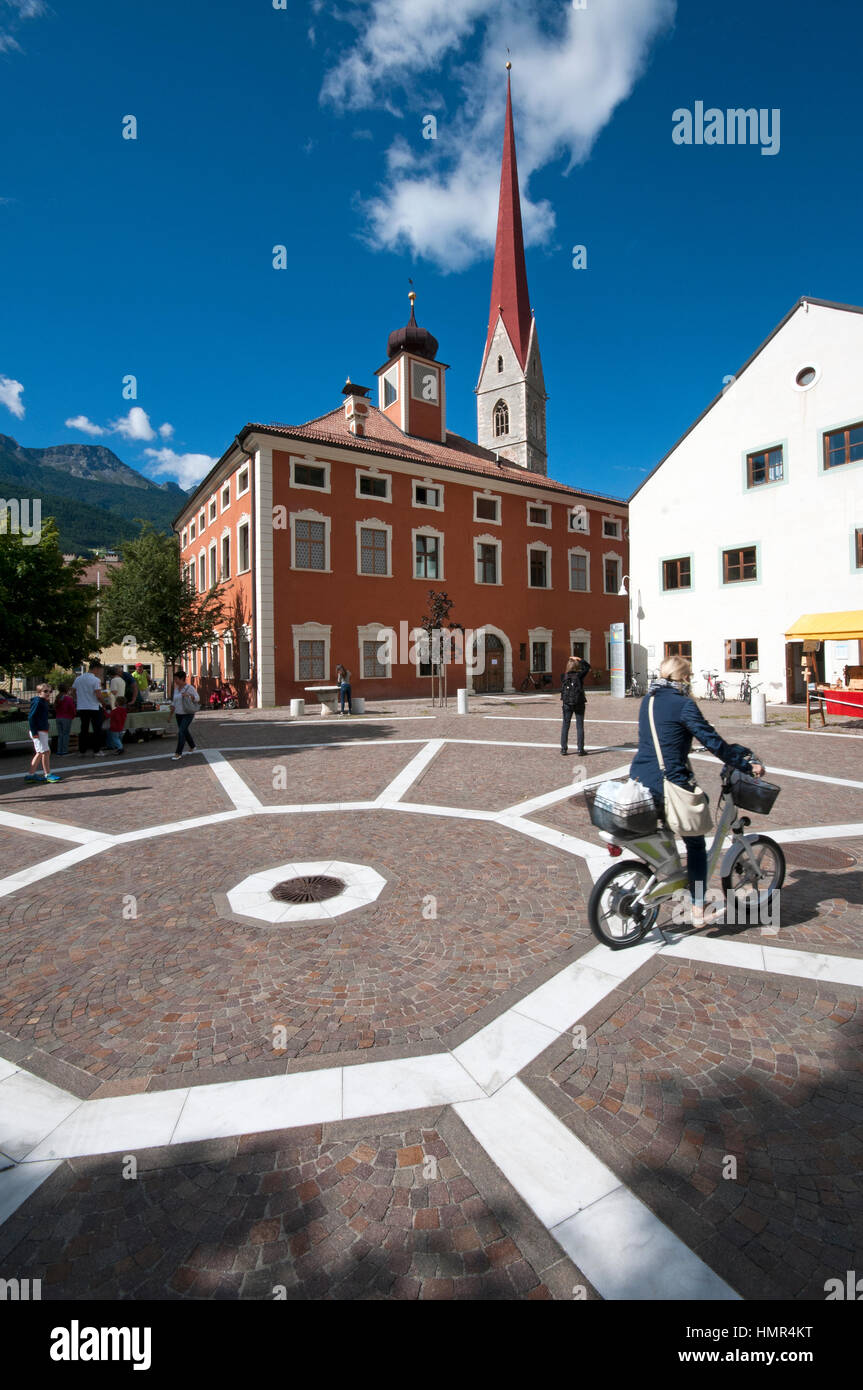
[493,400,509,437]
[497,355,504,373]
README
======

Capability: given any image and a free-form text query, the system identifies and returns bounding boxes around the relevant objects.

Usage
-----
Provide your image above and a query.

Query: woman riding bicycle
[628,655,765,925]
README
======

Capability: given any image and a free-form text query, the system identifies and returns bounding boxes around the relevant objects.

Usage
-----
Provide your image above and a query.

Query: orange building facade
[175,77,628,705]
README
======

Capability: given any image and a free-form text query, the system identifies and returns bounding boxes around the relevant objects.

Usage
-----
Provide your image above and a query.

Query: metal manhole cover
[271,875,346,904]
[784,845,857,871]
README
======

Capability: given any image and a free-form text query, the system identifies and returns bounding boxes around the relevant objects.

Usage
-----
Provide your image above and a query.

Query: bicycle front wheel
[588,861,659,949]
[718,685,725,703]
[721,834,785,924]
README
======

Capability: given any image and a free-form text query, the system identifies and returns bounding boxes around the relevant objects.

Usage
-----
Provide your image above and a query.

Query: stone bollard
[750,691,767,726]
[457,688,469,715]
[290,699,305,718]
[352,696,365,714]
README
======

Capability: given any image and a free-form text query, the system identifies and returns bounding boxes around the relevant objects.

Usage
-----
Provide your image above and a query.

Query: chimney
[342,378,371,437]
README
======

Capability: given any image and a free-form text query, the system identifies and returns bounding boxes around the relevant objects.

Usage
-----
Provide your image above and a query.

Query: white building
[629,297,863,702]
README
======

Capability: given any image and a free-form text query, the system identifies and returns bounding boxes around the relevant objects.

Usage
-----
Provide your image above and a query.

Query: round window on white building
[793,364,820,390]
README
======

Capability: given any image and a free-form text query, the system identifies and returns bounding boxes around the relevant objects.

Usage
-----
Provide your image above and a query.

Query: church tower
[476,68,547,474]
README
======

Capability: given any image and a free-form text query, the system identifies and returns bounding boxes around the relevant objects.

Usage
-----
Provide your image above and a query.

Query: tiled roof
[244,405,626,506]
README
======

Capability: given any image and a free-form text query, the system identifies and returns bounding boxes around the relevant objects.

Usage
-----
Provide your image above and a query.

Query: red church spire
[485,67,533,370]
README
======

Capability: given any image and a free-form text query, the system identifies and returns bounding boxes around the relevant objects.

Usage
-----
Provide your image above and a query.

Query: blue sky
[1,0,861,499]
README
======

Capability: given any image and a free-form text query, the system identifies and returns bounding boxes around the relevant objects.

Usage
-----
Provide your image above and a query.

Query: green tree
[100,524,226,674]
[0,519,96,681]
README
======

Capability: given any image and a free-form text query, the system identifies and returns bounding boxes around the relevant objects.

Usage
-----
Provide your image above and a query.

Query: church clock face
[410,360,439,404]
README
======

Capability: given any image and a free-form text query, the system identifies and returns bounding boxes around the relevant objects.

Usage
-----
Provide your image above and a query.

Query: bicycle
[702,670,725,702]
[628,674,645,698]
[584,762,784,948]
[738,673,761,704]
[520,672,553,691]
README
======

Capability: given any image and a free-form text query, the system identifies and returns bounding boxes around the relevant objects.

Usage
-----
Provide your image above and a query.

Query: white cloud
[0,376,25,419]
[0,0,48,54]
[322,0,676,269]
[65,415,106,436]
[111,406,156,442]
[158,421,174,440]
[143,447,217,489]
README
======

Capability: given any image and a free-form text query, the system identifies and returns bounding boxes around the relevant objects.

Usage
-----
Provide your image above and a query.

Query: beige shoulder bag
[647,694,713,836]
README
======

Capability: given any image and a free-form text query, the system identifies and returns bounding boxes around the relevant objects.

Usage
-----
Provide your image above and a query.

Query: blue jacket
[28,696,51,734]
[629,684,753,799]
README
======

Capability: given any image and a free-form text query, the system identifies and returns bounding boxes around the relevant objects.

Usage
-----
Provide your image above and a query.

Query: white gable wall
[629,302,863,700]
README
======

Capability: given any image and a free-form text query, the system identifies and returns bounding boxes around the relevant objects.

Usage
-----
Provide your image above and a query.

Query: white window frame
[198,510,206,534]
[526,501,551,528]
[527,540,552,590]
[569,628,591,663]
[292,621,331,684]
[568,546,591,593]
[220,483,231,513]
[181,528,187,549]
[412,526,445,582]
[356,518,393,577]
[198,548,206,591]
[473,491,501,525]
[568,504,590,534]
[208,495,217,524]
[208,541,217,589]
[528,627,553,674]
[236,465,250,500]
[220,528,232,580]
[355,468,392,503]
[474,533,502,587]
[410,359,440,404]
[601,515,622,540]
[602,550,622,595]
[412,478,444,511]
[357,621,392,680]
[380,363,399,408]
[290,455,331,494]
[290,508,331,573]
[189,520,196,542]
[236,514,251,575]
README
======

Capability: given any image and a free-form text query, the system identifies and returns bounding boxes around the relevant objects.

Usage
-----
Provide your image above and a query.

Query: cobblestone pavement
[1,693,862,1301]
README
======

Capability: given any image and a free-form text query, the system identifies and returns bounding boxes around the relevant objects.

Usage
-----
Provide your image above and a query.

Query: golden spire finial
[505,60,511,70]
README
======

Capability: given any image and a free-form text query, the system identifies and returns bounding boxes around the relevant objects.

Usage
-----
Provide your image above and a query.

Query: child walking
[53,683,75,756]
[26,684,60,783]
[101,696,128,756]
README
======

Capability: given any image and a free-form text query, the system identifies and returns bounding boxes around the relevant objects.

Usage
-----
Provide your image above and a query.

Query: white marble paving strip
[455,1079,737,1300]
[0,1070,82,1161]
[759,944,863,988]
[0,1159,61,1227]
[263,800,378,815]
[110,809,250,845]
[495,814,598,860]
[0,1060,19,1083]
[171,1069,343,1145]
[553,1186,739,1301]
[770,822,863,843]
[484,717,640,726]
[201,749,265,812]
[0,841,110,901]
[392,801,494,822]
[374,739,446,805]
[26,1090,191,1162]
[779,729,863,740]
[690,751,863,791]
[452,1013,560,1094]
[342,1053,484,1119]
[0,808,110,844]
[501,764,631,819]
[512,948,660,1034]
[215,738,430,753]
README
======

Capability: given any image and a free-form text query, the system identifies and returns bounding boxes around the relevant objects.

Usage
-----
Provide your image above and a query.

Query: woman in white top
[335,664,352,715]
[170,669,201,760]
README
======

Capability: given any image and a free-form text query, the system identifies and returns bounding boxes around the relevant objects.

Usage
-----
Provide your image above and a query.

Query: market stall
[0,710,172,749]
[784,611,863,726]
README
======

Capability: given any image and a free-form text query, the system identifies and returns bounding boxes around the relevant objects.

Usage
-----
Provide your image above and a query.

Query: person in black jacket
[629,655,764,922]
[560,655,590,756]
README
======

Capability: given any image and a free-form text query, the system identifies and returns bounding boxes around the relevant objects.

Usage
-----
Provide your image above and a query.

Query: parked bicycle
[585,762,784,948]
[628,674,645,698]
[702,670,725,702]
[520,672,553,691]
[737,672,761,704]
[208,684,239,710]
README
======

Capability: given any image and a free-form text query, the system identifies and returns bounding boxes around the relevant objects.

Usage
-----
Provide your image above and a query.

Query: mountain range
[0,435,188,553]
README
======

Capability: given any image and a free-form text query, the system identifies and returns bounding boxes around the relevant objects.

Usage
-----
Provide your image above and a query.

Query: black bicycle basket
[583,783,658,838]
[728,769,780,814]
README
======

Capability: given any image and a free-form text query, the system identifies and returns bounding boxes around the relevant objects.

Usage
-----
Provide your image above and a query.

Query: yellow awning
[785,611,863,641]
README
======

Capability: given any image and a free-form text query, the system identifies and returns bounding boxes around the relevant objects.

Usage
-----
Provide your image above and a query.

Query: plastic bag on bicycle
[587,779,658,836]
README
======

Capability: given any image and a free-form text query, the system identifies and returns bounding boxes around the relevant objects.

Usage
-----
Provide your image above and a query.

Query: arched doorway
[470,629,511,693]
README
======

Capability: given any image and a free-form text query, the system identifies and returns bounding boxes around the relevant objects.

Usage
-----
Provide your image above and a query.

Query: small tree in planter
[418,590,463,709]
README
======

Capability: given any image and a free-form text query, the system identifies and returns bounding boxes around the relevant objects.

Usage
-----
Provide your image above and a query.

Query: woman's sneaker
[45,773,61,783]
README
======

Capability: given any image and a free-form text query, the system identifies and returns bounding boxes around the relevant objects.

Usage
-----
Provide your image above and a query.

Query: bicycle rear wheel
[588,861,659,949]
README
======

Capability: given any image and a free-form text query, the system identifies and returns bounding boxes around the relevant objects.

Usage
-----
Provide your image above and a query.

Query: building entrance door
[785,641,824,702]
[474,634,505,693]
